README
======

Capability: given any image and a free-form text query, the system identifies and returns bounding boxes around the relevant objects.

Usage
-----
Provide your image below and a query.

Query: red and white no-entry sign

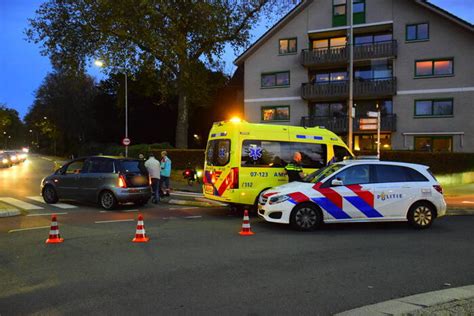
[122,138,131,146]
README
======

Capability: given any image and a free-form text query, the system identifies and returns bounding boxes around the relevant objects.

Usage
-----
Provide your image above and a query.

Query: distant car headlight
[269,195,290,205]
[2,158,8,164]
[11,156,17,161]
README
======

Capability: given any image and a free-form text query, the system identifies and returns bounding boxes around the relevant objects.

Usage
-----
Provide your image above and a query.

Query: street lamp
[94,59,129,157]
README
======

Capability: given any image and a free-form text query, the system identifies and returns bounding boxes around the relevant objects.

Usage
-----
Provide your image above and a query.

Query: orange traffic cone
[132,214,149,243]
[239,209,254,236]
[45,214,64,244]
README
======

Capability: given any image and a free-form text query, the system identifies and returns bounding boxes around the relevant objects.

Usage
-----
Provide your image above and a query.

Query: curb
[447,208,474,216]
[0,209,22,218]
[335,285,474,316]
[167,199,216,207]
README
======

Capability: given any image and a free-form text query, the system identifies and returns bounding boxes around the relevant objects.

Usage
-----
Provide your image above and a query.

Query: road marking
[0,197,43,210]
[27,212,68,217]
[26,196,78,209]
[171,191,203,197]
[8,226,50,233]
[169,207,198,210]
[99,211,107,213]
[462,201,474,204]
[123,209,139,212]
[95,219,134,224]
[184,215,202,219]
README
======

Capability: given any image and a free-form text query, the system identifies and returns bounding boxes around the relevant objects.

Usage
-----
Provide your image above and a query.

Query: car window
[330,164,370,186]
[333,145,352,162]
[206,139,231,166]
[374,165,419,183]
[65,160,85,174]
[305,163,344,183]
[117,160,146,174]
[405,167,429,182]
[86,158,114,173]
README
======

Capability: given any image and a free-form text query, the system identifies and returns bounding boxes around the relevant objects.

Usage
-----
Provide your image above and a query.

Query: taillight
[118,174,127,188]
[433,185,443,194]
[185,170,190,175]
[229,167,239,189]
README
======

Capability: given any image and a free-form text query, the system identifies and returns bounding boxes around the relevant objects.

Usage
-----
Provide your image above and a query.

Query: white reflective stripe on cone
[49,230,59,235]
[51,222,58,226]
[243,216,249,221]
[242,223,251,228]
[136,229,146,235]
[138,221,144,225]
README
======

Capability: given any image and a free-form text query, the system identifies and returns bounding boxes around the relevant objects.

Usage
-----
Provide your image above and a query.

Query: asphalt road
[0,156,473,315]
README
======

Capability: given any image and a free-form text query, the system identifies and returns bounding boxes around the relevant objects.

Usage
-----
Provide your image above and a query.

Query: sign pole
[347,0,354,151]
[377,104,381,159]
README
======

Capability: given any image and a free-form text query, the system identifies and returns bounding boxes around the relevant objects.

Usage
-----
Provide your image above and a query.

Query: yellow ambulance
[203,119,353,208]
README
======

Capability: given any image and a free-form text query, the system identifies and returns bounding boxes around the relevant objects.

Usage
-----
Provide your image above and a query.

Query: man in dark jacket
[285,151,305,182]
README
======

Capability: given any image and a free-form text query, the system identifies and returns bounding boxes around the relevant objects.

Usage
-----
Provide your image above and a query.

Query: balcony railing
[300,40,397,67]
[301,77,397,101]
[300,114,397,133]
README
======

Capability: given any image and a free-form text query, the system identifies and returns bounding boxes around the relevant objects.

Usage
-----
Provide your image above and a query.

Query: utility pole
[124,72,128,158]
[347,0,354,151]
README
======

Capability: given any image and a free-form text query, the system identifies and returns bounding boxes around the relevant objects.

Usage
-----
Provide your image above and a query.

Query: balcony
[301,77,397,101]
[300,114,397,133]
[301,46,348,67]
[300,40,397,67]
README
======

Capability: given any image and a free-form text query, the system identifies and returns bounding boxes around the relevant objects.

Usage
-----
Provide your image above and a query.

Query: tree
[24,70,98,155]
[0,104,26,149]
[26,0,297,148]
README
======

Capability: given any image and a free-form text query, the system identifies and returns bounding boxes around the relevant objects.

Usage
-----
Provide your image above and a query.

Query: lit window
[415,59,453,77]
[261,106,290,121]
[279,38,297,54]
[415,137,452,152]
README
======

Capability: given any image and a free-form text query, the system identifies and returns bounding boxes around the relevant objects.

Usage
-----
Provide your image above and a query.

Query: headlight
[2,158,8,164]
[197,170,202,177]
[269,195,290,205]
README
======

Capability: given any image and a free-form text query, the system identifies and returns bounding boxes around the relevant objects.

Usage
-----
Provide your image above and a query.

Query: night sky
[0,0,473,119]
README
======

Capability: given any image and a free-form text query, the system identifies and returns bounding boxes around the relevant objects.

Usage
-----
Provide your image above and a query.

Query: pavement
[336,285,474,316]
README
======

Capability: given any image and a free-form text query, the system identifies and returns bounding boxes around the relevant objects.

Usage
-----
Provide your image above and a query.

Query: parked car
[258,159,446,230]
[0,153,12,168]
[41,156,151,210]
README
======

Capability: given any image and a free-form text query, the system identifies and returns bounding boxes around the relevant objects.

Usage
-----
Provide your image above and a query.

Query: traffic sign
[122,138,131,146]
[359,124,378,130]
[359,118,378,124]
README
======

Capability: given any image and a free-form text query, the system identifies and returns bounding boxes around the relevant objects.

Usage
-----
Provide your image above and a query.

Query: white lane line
[95,219,134,224]
[123,209,139,212]
[0,197,43,210]
[99,211,107,213]
[184,215,202,219]
[171,191,203,197]
[27,212,68,217]
[26,196,78,209]
[162,217,177,220]
[462,201,474,204]
[8,226,50,233]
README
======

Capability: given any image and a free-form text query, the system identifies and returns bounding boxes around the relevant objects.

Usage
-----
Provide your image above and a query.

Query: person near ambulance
[160,151,172,197]
[144,153,161,204]
[285,152,305,182]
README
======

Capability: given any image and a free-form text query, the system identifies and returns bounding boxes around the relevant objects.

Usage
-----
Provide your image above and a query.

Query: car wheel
[290,203,323,231]
[99,190,117,210]
[42,185,59,204]
[408,201,435,229]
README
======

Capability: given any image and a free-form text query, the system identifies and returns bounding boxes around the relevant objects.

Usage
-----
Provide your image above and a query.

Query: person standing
[144,153,161,204]
[160,151,172,197]
[285,151,305,182]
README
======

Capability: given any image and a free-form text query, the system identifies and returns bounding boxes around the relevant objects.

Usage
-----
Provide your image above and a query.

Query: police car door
[318,164,382,221]
[372,164,417,219]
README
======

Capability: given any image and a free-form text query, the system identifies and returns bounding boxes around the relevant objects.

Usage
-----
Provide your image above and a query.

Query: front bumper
[257,202,293,224]
[112,187,151,203]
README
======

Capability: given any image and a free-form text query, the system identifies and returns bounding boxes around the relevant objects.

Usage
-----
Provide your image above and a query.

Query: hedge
[358,151,474,175]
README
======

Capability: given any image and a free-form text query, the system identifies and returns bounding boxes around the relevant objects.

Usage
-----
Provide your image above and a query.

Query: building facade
[235,0,474,153]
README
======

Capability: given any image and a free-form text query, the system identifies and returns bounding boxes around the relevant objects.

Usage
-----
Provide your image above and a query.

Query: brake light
[433,185,443,194]
[118,174,127,188]
[229,167,239,189]
[185,170,190,175]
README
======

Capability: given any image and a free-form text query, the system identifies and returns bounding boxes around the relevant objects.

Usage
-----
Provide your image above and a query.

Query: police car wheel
[290,203,322,231]
[408,202,435,229]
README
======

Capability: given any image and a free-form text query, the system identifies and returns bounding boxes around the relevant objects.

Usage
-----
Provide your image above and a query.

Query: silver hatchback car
[41,156,151,210]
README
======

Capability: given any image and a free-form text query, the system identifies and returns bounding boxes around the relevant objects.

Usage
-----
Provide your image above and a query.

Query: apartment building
[234,0,474,152]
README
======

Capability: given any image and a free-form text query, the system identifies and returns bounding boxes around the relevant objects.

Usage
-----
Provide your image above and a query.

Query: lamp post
[95,59,129,157]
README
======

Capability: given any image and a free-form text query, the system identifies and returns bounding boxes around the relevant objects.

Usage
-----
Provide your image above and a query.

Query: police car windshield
[304,164,344,183]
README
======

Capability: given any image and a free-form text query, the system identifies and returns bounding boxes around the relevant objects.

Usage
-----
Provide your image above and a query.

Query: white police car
[258,159,446,230]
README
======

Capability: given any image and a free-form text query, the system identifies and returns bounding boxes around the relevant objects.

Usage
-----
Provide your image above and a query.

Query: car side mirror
[331,179,343,186]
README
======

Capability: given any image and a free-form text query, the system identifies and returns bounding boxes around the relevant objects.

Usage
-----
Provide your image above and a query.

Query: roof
[234,0,473,66]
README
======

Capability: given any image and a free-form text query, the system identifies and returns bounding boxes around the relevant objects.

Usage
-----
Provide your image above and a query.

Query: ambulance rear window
[206,139,230,166]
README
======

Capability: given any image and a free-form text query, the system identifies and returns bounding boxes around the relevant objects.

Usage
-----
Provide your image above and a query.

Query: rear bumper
[112,187,151,203]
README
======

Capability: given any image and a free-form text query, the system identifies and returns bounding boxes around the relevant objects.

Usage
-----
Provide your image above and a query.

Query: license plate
[205,184,214,195]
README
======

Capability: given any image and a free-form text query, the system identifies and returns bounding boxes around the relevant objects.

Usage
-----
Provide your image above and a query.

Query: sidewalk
[444,184,474,215]
[336,285,474,316]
